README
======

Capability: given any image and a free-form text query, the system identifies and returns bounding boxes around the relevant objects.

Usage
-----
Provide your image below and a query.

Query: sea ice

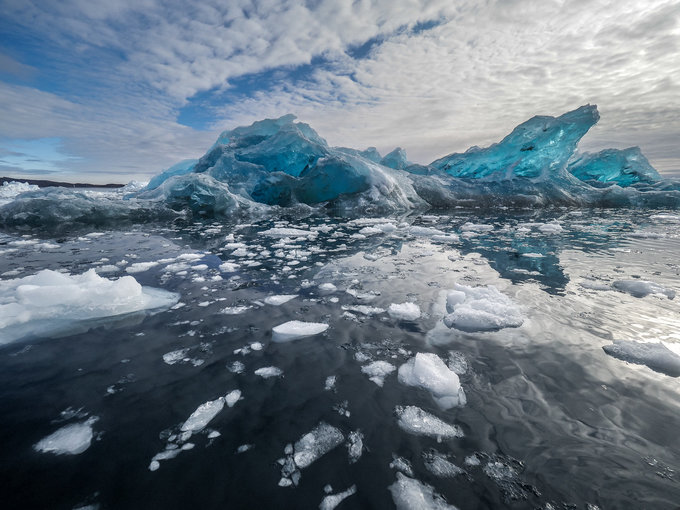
[443,284,524,332]
[272,320,329,342]
[389,472,458,510]
[254,366,283,378]
[346,430,364,463]
[181,398,225,432]
[361,361,396,387]
[0,269,179,344]
[293,422,345,468]
[264,294,298,305]
[225,390,241,407]
[388,302,421,321]
[612,280,675,299]
[423,450,465,477]
[398,353,466,409]
[319,485,357,510]
[34,417,98,455]
[603,340,680,377]
[395,405,463,440]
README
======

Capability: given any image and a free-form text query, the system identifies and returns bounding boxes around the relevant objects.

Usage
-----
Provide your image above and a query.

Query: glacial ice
[389,472,458,510]
[293,422,345,468]
[395,405,463,440]
[603,340,680,377]
[272,320,329,342]
[0,269,179,344]
[443,284,524,332]
[34,417,98,455]
[423,450,465,478]
[388,302,421,321]
[568,147,661,186]
[0,181,39,206]
[612,280,675,299]
[319,485,357,510]
[398,353,466,409]
[180,397,225,432]
[254,366,283,378]
[361,360,396,387]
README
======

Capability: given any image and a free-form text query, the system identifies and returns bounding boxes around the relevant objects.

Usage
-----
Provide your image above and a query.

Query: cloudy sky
[1,0,678,183]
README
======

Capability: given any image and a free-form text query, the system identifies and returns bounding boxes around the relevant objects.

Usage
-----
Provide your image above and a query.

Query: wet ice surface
[1,209,680,509]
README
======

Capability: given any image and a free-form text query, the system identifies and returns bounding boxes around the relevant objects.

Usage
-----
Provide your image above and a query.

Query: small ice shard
[389,472,458,510]
[318,283,337,293]
[225,389,242,407]
[293,422,345,469]
[125,261,160,273]
[361,361,396,387]
[464,454,481,466]
[342,305,385,316]
[319,485,357,510]
[219,262,239,272]
[260,227,313,237]
[221,305,252,315]
[324,375,337,391]
[227,360,245,373]
[236,444,253,453]
[162,348,191,365]
[0,269,179,344]
[388,302,421,321]
[181,398,225,432]
[34,417,98,455]
[612,280,675,299]
[272,320,329,342]
[603,340,680,377]
[568,147,661,186]
[264,294,298,306]
[390,455,415,476]
[398,353,466,409]
[346,430,364,463]
[254,366,283,378]
[423,450,465,477]
[537,222,563,233]
[395,405,463,440]
[443,284,523,332]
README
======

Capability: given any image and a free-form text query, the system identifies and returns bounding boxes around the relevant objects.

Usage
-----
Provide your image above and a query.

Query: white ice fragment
[225,389,241,407]
[390,455,414,476]
[464,454,481,466]
[389,472,458,510]
[250,342,263,351]
[293,422,345,469]
[221,305,252,315]
[227,361,245,373]
[398,353,466,409]
[264,294,298,306]
[219,262,239,272]
[423,450,465,477]
[261,227,312,237]
[0,269,178,344]
[361,361,396,387]
[180,398,225,432]
[163,348,190,365]
[346,431,363,463]
[318,283,337,293]
[319,485,357,510]
[612,280,675,299]
[460,222,493,232]
[34,417,98,455]
[342,305,385,316]
[395,406,463,440]
[272,320,329,342]
[443,283,523,332]
[388,302,421,321]
[254,366,283,378]
[324,375,337,391]
[603,340,680,377]
[125,261,160,273]
[537,222,563,233]
[236,444,253,453]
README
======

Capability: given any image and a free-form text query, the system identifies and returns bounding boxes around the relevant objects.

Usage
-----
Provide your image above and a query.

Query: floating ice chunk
[346,430,364,463]
[389,472,458,510]
[181,398,225,432]
[537,222,563,233]
[0,269,178,344]
[443,284,523,332]
[254,366,283,378]
[218,262,239,272]
[319,485,357,510]
[227,360,245,374]
[603,340,680,377]
[423,450,465,477]
[388,302,421,321]
[261,227,312,237]
[318,283,337,293]
[342,305,385,316]
[163,348,190,365]
[361,361,396,387]
[236,444,253,453]
[293,422,344,469]
[464,454,481,466]
[221,305,252,315]
[126,261,160,273]
[264,294,298,306]
[272,320,329,342]
[34,417,98,455]
[225,389,241,407]
[612,280,675,299]
[409,226,446,237]
[460,222,493,232]
[390,455,415,476]
[324,375,337,391]
[568,147,661,186]
[398,353,466,409]
[395,406,463,440]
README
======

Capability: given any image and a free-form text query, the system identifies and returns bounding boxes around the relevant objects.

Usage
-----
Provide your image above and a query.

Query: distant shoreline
[1,176,124,189]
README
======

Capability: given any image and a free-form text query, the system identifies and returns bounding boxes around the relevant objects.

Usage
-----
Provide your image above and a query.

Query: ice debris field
[1,107,680,510]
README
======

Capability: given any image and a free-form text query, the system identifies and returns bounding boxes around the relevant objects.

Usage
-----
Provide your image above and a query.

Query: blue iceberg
[567,147,662,186]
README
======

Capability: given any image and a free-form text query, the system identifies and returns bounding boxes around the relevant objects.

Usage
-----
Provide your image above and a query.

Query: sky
[0,0,679,184]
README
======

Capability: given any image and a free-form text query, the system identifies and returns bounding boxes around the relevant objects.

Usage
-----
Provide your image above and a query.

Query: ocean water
[1,208,679,509]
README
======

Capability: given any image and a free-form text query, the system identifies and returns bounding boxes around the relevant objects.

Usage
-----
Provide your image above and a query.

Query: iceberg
[567,147,661,186]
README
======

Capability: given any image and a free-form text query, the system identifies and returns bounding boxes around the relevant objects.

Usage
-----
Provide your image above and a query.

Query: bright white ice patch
[398,353,466,409]
[254,366,283,378]
[388,302,421,321]
[389,472,458,510]
[180,398,225,432]
[0,269,179,344]
[361,361,396,387]
[443,284,523,332]
[395,405,463,440]
[34,417,98,455]
[272,320,329,342]
[319,485,357,510]
[612,280,675,299]
[603,340,680,377]
[264,294,298,306]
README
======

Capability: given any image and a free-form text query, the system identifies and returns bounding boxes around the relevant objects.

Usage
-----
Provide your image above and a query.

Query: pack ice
[0,269,179,343]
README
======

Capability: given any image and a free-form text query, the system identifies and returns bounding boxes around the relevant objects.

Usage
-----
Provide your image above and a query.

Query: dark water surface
[1,209,679,509]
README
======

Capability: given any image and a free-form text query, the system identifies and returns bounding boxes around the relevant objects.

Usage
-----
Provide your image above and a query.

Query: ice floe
[361,361,396,387]
[264,294,298,305]
[272,320,329,342]
[443,284,523,332]
[319,485,357,510]
[423,450,465,477]
[388,302,421,321]
[181,397,225,432]
[603,340,680,377]
[395,405,463,440]
[389,472,458,510]
[254,366,283,378]
[612,280,675,299]
[398,353,466,409]
[34,417,98,455]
